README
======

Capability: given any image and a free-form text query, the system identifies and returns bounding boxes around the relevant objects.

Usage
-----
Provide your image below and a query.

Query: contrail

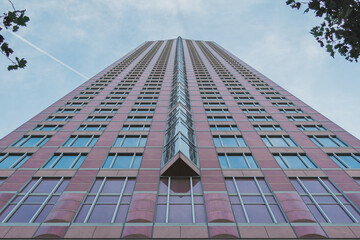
[1,26,89,80]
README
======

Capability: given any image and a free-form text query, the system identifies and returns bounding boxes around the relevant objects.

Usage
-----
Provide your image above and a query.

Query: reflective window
[43,153,86,168]
[155,177,205,223]
[309,136,347,147]
[207,116,234,121]
[103,153,142,168]
[78,125,107,131]
[86,116,112,122]
[213,135,247,147]
[288,116,314,122]
[291,177,360,223]
[218,153,258,168]
[279,108,303,113]
[113,136,147,147]
[253,125,282,131]
[56,108,80,113]
[12,136,50,147]
[242,108,266,113]
[74,177,135,223]
[46,116,72,121]
[63,136,99,147]
[93,108,118,113]
[273,153,317,168]
[0,178,69,223]
[121,125,151,131]
[0,153,31,168]
[248,116,273,122]
[126,116,153,122]
[33,125,62,131]
[210,125,238,131]
[225,177,286,223]
[329,153,360,168]
[262,136,297,147]
[297,125,326,131]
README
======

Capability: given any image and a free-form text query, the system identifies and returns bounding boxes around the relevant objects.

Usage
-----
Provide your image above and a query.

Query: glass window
[77,125,106,131]
[273,153,317,168]
[210,125,238,131]
[46,116,72,121]
[279,109,303,113]
[329,153,360,168]
[130,108,155,113]
[225,177,286,223]
[253,125,282,131]
[126,116,153,122]
[218,153,258,168]
[34,125,62,131]
[86,116,112,121]
[93,108,118,113]
[100,102,122,106]
[213,136,247,147]
[56,108,80,113]
[248,116,273,122]
[238,102,260,106]
[242,108,266,113]
[288,116,314,122]
[113,136,147,147]
[262,136,297,147]
[103,153,142,168]
[0,153,31,168]
[121,125,151,131]
[0,178,69,223]
[291,177,360,223]
[63,136,99,147]
[12,136,50,147]
[155,177,205,223]
[207,116,234,121]
[297,125,326,131]
[43,153,86,168]
[309,136,347,147]
[74,177,135,223]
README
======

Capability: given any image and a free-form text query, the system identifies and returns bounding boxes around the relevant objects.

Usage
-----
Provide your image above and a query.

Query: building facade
[0,37,360,238]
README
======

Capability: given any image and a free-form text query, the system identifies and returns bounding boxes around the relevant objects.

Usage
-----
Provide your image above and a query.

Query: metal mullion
[119,136,125,147]
[254,177,277,223]
[333,154,349,168]
[111,177,128,223]
[351,153,360,164]
[86,136,95,147]
[165,177,171,223]
[37,135,48,147]
[29,177,64,223]
[296,177,331,223]
[49,153,63,168]
[243,154,252,168]
[10,153,27,168]
[17,135,30,147]
[129,154,136,168]
[109,153,118,168]
[282,136,291,147]
[266,136,273,147]
[68,136,78,147]
[69,153,82,169]
[235,136,242,147]
[224,154,232,168]
[318,178,358,223]
[0,153,9,163]
[2,177,42,223]
[136,136,141,147]
[312,136,323,147]
[84,177,107,223]
[190,177,195,223]
[298,153,311,168]
[232,177,249,223]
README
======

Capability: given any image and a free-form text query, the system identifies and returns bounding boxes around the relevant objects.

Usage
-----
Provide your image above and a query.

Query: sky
[0,0,359,140]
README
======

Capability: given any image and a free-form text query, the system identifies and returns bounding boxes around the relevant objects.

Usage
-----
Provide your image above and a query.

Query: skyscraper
[0,37,360,239]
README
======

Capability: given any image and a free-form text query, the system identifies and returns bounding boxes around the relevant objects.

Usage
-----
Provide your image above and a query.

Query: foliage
[0,0,29,70]
[286,0,360,62]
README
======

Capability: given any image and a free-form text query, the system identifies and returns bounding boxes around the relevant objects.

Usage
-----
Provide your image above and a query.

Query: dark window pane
[168,204,192,223]
[88,205,116,223]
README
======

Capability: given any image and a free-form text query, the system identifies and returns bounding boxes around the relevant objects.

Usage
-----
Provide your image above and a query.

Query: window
[203,102,226,106]
[134,102,157,106]
[0,153,31,168]
[12,136,50,147]
[43,153,86,168]
[121,125,150,131]
[218,153,258,168]
[99,102,122,106]
[309,136,347,147]
[63,135,99,147]
[262,135,297,147]
[33,125,62,131]
[103,153,142,168]
[46,116,72,121]
[273,153,317,168]
[213,135,247,147]
[155,177,205,223]
[65,102,87,107]
[272,102,294,107]
[266,96,287,101]
[205,108,229,113]
[56,108,80,113]
[291,177,360,223]
[248,116,273,122]
[288,116,314,122]
[207,116,234,121]
[105,96,126,100]
[78,125,106,131]
[93,108,118,113]
[253,125,282,131]
[72,96,94,101]
[113,136,147,147]
[86,116,112,122]
[242,108,266,113]
[297,125,326,131]
[329,153,360,168]
[74,177,135,223]
[279,108,303,113]
[126,116,153,121]
[0,177,69,223]
[130,108,155,113]
[225,177,286,223]
[210,125,238,131]
[238,102,260,106]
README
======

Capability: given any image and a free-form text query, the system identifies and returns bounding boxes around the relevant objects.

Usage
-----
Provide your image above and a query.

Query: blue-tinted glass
[274,155,287,168]
[132,155,142,168]
[228,155,248,168]
[246,156,258,168]
[20,137,43,147]
[114,137,124,147]
[236,137,246,147]
[0,155,26,168]
[113,155,132,168]
[221,137,238,147]
[71,137,92,147]
[73,155,86,168]
[13,155,30,168]
[88,137,98,146]
[103,155,114,168]
[332,137,347,147]
[139,137,147,147]
[262,137,271,146]
[337,155,360,168]
[285,137,297,147]
[284,155,307,168]
[52,155,77,168]
[122,137,139,147]
[218,155,228,168]
[267,137,288,147]
[316,137,339,147]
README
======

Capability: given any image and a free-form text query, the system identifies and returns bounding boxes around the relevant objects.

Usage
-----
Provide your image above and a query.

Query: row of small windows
[209,124,326,132]
[33,124,151,132]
